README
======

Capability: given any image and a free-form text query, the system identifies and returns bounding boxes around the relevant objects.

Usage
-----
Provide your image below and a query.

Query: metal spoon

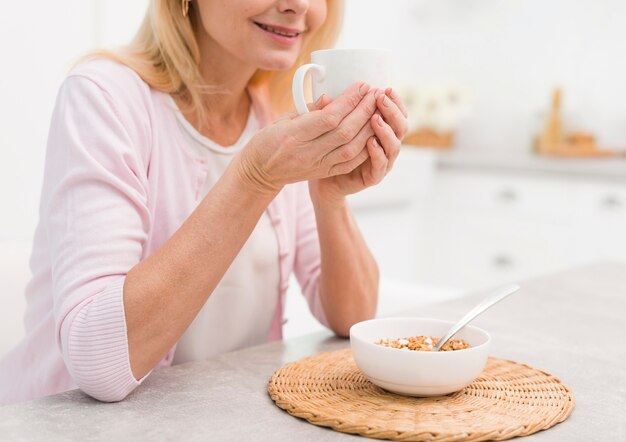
[434,283,521,351]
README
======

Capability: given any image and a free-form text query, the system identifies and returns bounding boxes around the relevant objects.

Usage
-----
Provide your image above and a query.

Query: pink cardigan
[0,59,329,405]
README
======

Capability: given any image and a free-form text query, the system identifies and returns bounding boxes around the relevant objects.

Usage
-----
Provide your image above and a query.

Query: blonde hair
[81,0,344,120]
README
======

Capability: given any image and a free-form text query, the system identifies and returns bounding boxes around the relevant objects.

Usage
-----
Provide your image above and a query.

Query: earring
[182,0,190,18]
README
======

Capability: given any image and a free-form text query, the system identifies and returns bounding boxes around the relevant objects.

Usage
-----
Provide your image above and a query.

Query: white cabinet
[348,147,436,284]
[571,181,626,263]
[415,169,626,290]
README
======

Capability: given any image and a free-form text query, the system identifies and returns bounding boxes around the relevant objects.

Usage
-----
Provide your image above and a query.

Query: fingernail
[359,83,370,95]
[315,94,325,106]
[388,88,398,99]
[375,89,384,98]
[372,137,380,148]
[377,115,384,126]
[383,96,390,107]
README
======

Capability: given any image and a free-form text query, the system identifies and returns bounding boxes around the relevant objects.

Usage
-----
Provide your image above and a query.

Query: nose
[277,0,309,15]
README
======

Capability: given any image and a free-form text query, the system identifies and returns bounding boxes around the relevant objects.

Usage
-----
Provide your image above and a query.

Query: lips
[254,22,302,38]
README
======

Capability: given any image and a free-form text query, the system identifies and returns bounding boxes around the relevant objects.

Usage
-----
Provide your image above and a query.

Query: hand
[309,87,408,203]
[235,82,379,195]
[374,87,409,171]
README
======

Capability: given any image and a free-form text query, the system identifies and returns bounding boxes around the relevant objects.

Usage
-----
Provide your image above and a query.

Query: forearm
[311,193,379,337]
[124,158,278,379]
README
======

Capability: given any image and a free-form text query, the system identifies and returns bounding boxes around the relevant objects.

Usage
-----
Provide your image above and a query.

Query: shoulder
[61,58,161,127]
[67,58,152,102]
[57,58,160,156]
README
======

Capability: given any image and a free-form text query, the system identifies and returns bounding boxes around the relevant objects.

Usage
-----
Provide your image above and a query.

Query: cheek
[197,1,250,45]
[308,0,328,35]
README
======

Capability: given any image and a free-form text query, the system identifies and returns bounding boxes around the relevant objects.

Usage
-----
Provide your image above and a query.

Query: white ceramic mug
[292,48,390,114]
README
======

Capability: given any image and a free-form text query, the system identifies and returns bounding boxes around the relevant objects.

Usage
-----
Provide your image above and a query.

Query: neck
[192,18,257,121]
[172,14,263,144]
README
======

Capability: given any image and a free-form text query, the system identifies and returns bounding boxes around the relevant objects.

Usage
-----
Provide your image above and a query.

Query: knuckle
[346,92,362,109]
[335,163,352,176]
[358,98,376,119]
[366,95,378,113]
[340,143,360,162]
[320,113,340,131]
[400,120,409,137]
[395,138,403,151]
[328,164,340,176]
[335,125,355,144]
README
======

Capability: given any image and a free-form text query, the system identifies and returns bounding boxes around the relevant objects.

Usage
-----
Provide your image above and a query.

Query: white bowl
[349,317,491,397]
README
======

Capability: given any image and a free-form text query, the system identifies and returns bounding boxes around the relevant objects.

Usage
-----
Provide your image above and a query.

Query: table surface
[1,263,625,441]
[436,150,626,181]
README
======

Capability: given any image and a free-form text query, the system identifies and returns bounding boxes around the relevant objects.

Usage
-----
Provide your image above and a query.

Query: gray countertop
[435,150,626,181]
[1,263,625,441]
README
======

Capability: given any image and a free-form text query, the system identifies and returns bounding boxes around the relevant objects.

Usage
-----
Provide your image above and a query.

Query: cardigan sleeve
[292,183,330,328]
[44,72,152,402]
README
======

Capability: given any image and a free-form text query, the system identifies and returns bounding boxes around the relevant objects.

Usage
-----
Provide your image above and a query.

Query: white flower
[398,84,472,133]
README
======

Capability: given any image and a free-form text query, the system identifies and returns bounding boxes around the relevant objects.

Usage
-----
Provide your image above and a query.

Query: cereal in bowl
[375,336,471,352]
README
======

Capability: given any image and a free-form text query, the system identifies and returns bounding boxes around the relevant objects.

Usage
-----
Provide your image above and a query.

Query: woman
[0,0,407,404]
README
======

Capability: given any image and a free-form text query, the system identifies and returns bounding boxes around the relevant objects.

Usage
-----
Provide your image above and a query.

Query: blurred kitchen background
[2,0,626,352]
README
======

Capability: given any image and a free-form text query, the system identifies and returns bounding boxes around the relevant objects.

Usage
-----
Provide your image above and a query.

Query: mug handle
[292,63,326,115]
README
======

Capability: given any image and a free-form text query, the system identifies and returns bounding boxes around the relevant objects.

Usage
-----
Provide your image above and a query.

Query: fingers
[328,146,369,176]
[323,120,375,175]
[362,137,388,186]
[385,87,408,118]
[292,82,370,141]
[376,90,409,140]
[371,114,401,172]
[274,94,332,125]
[309,94,332,111]
[315,89,378,152]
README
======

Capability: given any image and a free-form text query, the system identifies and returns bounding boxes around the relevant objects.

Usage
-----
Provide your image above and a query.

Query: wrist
[309,180,348,210]
[232,152,283,198]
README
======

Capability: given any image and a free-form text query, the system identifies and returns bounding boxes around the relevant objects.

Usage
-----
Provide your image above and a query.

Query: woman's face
[194,0,328,71]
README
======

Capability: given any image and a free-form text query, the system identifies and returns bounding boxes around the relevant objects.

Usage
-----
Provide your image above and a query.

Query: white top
[170,98,280,364]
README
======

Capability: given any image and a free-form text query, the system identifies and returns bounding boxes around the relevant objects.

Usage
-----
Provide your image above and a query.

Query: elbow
[332,327,351,339]
[78,384,133,403]
[330,312,375,339]
[60,281,142,403]
[63,325,142,403]
[67,355,141,403]
[324,283,379,338]
[328,303,377,338]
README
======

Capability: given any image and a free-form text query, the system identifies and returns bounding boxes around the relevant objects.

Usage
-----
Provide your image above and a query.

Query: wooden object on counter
[269,349,574,442]
[539,87,564,148]
[535,88,617,157]
[404,128,454,148]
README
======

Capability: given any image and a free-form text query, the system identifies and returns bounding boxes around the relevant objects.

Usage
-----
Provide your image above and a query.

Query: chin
[255,51,301,72]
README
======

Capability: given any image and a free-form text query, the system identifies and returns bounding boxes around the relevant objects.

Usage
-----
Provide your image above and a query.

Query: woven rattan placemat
[268,349,574,441]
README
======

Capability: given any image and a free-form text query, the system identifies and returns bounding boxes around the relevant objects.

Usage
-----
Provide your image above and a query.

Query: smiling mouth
[254,22,301,38]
